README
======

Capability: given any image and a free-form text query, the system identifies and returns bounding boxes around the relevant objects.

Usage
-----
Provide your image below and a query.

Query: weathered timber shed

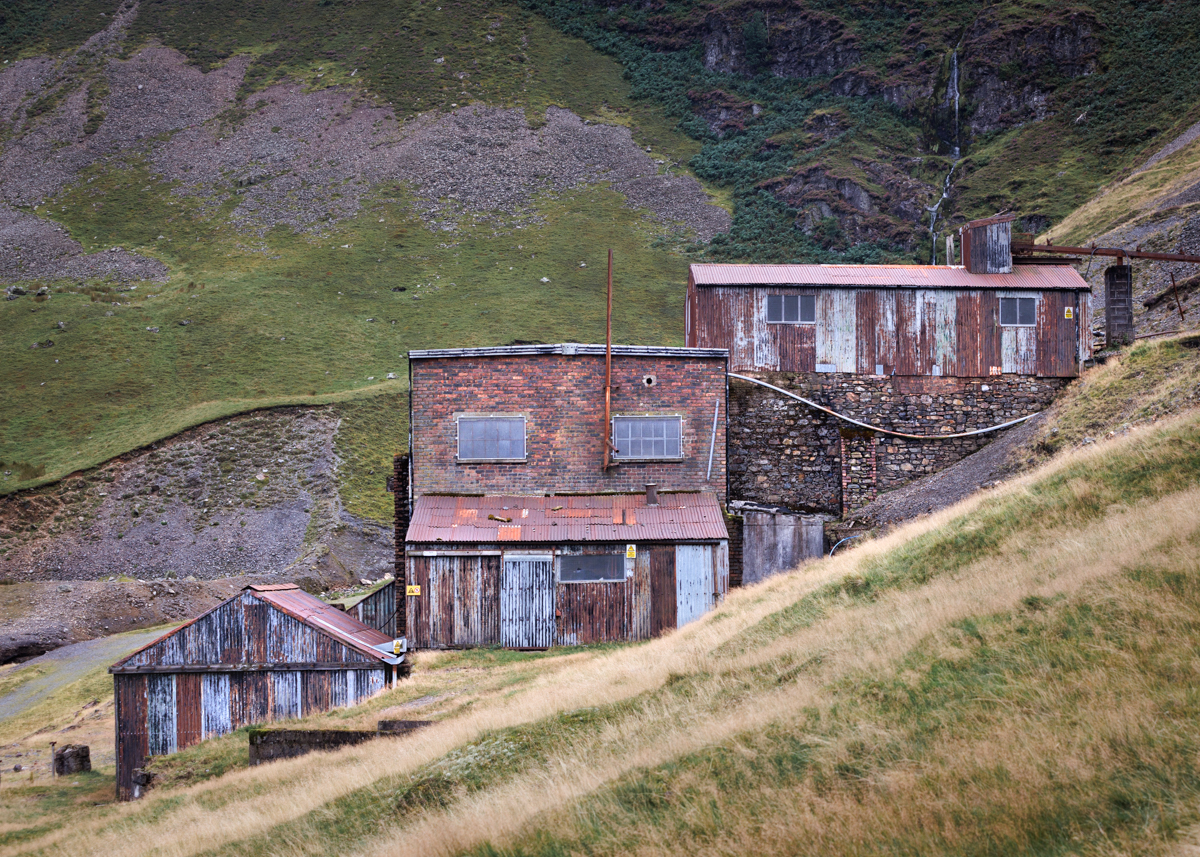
[110,584,403,800]
[406,493,729,647]
[338,579,398,638]
[686,262,1092,377]
[402,344,731,647]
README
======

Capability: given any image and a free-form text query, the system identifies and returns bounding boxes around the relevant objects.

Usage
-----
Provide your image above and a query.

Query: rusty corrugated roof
[406,493,729,543]
[689,263,1089,290]
[250,585,394,659]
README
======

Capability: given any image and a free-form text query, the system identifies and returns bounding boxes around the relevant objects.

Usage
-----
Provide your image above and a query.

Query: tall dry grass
[4,412,1199,857]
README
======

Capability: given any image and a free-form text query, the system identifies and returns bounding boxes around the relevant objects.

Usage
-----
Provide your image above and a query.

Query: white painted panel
[1015,327,1037,374]
[675,545,712,627]
[833,290,857,372]
[753,291,779,371]
[270,671,301,721]
[501,557,554,648]
[146,674,177,756]
[1001,328,1018,374]
[815,291,835,368]
[200,673,232,738]
[714,541,729,601]
[934,291,957,374]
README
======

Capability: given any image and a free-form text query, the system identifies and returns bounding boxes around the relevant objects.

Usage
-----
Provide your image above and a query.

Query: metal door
[675,545,713,627]
[500,556,554,648]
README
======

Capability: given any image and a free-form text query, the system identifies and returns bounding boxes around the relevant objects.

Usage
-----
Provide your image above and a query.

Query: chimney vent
[645,483,658,505]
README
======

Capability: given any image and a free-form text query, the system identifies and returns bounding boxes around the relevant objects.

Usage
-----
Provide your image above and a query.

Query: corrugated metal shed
[110,585,399,801]
[688,263,1088,290]
[406,493,729,543]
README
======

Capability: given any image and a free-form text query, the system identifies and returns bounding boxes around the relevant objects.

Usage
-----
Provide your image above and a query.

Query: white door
[675,545,713,627]
[501,556,554,648]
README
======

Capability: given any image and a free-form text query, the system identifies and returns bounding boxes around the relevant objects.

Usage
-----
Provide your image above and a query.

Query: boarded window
[766,294,816,324]
[1000,297,1036,326]
[457,416,526,460]
[559,553,625,583]
[612,416,682,460]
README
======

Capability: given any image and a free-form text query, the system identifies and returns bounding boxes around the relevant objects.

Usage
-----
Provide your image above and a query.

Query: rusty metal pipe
[1013,241,1200,265]
[604,249,615,470]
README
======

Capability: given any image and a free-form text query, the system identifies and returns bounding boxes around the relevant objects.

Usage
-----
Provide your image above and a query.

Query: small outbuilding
[110,584,405,800]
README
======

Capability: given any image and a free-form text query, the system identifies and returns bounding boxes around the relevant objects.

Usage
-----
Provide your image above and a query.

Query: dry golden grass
[4,411,1198,857]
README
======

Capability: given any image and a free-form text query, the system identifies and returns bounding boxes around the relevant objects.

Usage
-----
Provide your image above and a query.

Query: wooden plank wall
[694,286,1085,377]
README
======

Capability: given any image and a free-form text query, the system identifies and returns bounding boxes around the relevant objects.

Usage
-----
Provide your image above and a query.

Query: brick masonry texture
[410,353,727,502]
[729,371,1068,514]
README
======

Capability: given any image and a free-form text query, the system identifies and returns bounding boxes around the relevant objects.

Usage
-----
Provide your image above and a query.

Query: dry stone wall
[728,372,1068,515]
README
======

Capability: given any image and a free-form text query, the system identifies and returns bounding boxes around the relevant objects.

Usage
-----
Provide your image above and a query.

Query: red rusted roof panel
[689,263,1089,290]
[251,585,393,659]
[406,493,728,543]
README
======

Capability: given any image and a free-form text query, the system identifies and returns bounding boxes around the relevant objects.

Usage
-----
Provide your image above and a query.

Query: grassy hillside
[0,0,713,498]
[3,394,1199,855]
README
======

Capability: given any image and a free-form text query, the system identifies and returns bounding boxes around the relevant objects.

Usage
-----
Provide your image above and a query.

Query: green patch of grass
[1033,335,1200,457]
[1,166,688,495]
[333,393,407,524]
[142,727,254,791]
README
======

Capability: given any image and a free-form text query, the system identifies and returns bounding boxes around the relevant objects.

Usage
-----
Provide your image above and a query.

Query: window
[457,416,526,461]
[612,416,682,460]
[559,553,625,583]
[766,294,816,324]
[1000,296,1036,326]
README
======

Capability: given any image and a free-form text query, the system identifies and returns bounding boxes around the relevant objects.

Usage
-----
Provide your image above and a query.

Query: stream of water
[927,49,962,265]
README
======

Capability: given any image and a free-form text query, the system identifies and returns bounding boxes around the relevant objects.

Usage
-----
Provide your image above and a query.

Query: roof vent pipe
[645,483,659,506]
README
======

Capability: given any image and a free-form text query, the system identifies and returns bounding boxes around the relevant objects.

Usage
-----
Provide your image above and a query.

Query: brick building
[398,344,731,648]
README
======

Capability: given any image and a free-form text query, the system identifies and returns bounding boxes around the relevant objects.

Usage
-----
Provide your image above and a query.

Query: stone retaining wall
[728,372,1068,515]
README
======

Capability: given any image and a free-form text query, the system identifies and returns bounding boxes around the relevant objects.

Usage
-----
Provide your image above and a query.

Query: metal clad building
[403,345,731,648]
[405,493,729,648]
[686,262,1092,377]
[110,584,401,800]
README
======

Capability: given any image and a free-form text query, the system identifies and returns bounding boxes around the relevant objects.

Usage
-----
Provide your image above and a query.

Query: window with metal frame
[457,416,526,461]
[1000,296,1036,326]
[558,553,625,583]
[612,415,682,460]
[766,293,816,324]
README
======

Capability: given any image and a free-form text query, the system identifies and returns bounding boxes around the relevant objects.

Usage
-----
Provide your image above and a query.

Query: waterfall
[928,48,962,264]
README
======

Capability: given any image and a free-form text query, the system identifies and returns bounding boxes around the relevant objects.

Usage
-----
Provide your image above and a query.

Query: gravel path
[847,414,1045,528]
[0,628,164,722]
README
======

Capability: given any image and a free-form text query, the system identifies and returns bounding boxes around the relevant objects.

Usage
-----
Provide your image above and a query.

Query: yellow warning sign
[626,544,637,559]
[406,585,421,596]
[1064,307,1074,319]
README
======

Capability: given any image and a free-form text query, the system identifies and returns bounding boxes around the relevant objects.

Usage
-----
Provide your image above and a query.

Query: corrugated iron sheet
[688,263,1088,290]
[406,492,729,543]
[111,585,393,674]
[692,285,1088,377]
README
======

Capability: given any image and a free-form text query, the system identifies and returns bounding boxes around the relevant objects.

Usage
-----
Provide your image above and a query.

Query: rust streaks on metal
[406,493,728,544]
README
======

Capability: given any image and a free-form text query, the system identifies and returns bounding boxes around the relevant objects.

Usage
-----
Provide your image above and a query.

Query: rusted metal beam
[1012,240,1200,264]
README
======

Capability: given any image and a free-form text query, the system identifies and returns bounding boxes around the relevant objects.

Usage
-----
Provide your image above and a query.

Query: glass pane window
[559,554,625,583]
[612,416,682,460]
[1000,297,1036,326]
[766,294,816,323]
[457,416,526,460]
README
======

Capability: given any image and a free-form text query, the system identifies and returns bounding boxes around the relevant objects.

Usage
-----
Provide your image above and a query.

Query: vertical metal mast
[604,249,615,470]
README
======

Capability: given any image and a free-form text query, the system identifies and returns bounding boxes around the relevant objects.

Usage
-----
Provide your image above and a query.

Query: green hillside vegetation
[3,387,1199,855]
[7,0,1200,508]
[0,0,707,500]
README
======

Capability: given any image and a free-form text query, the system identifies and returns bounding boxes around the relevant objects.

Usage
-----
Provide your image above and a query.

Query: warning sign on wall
[406,585,421,596]
[625,544,637,559]
[1064,307,1074,319]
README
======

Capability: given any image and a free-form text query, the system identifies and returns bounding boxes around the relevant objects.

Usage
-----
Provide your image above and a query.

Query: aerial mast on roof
[604,249,618,470]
